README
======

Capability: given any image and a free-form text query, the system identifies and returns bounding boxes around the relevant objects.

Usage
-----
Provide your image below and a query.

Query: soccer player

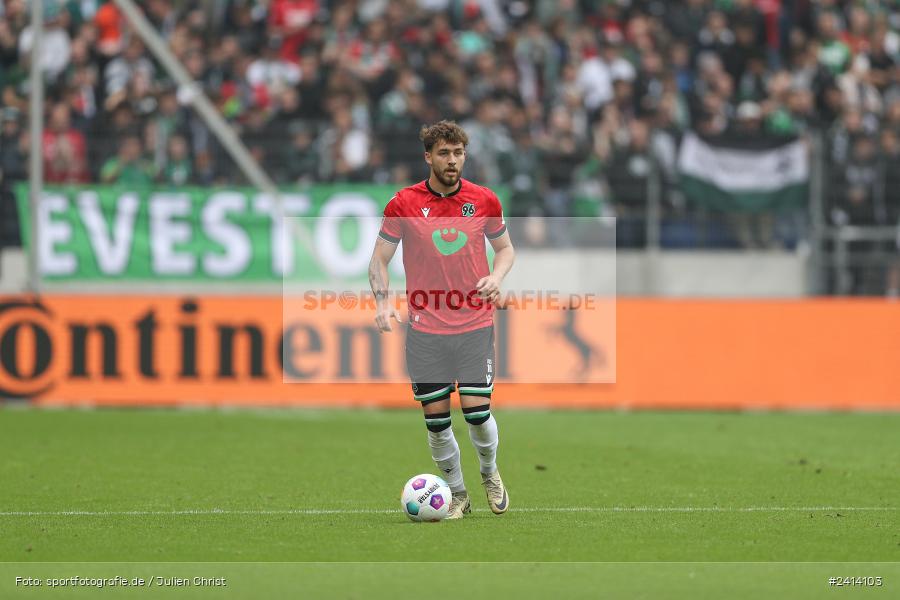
[368,120,515,519]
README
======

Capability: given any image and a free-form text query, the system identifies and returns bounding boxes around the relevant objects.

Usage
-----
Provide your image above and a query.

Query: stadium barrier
[1,296,897,410]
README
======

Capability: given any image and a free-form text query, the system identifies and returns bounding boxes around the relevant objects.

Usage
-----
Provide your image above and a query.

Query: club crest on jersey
[461,202,475,217]
[421,207,430,217]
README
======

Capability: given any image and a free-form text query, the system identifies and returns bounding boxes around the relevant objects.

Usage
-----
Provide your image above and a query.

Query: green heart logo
[432,228,468,255]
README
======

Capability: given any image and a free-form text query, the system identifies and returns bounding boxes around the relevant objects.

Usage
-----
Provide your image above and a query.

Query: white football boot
[445,491,471,520]
[481,470,509,514]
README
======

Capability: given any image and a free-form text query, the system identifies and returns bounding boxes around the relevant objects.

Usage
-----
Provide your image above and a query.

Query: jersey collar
[425,178,462,198]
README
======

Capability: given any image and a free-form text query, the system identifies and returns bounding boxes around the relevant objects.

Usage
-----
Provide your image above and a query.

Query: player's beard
[436,166,460,187]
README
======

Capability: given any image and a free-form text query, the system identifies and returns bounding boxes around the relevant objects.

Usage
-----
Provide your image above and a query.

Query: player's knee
[462,403,491,426]
[424,411,452,432]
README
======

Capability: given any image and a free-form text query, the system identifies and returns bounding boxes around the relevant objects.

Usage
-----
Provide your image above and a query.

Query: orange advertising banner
[0,296,898,410]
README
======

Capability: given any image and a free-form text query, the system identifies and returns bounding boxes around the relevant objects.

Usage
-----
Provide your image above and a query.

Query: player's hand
[375,303,403,332]
[475,274,502,304]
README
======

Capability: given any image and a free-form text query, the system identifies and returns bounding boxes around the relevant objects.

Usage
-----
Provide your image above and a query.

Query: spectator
[159,134,192,186]
[881,128,900,227]
[104,38,155,102]
[760,69,789,120]
[65,37,100,128]
[845,4,873,56]
[0,107,26,185]
[723,20,765,90]
[17,4,72,83]
[697,11,735,58]
[316,107,370,182]
[43,102,89,184]
[100,134,154,185]
[513,18,558,106]
[0,2,26,85]
[634,50,668,116]
[93,0,124,57]
[651,94,686,193]
[246,36,302,103]
[817,11,852,75]
[831,134,885,294]
[781,86,818,133]
[730,0,766,48]
[341,16,398,98]
[608,119,655,248]
[461,99,513,187]
[321,2,359,67]
[243,107,280,180]
[205,35,242,95]
[866,24,898,93]
[829,108,871,166]
[663,42,692,98]
[665,0,709,43]
[727,103,778,249]
[269,0,319,63]
[833,135,884,227]
[879,125,900,296]
[455,16,493,59]
[193,149,217,186]
[147,87,187,172]
[577,38,635,115]
[355,143,393,185]
[376,67,424,129]
[285,122,319,185]
[90,103,139,179]
[294,51,327,121]
[500,128,544,218]
[539,105,584,228]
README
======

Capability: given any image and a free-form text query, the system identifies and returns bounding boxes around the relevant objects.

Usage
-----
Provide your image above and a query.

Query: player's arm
[476,231,515,303]
[369,237,403,332]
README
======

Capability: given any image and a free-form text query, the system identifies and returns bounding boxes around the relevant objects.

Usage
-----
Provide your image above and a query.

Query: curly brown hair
[419,120,469,152]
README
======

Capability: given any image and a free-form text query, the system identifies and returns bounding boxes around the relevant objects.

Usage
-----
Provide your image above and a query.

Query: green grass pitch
[1,408,898,598]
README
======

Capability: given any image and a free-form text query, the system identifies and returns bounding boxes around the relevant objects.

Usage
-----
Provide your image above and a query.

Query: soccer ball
[400,474,451,522]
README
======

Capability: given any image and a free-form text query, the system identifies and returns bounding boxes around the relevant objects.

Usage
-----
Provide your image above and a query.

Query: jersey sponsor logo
[421,207,430,217]
[431,228,468,256]
[461,202,475,217]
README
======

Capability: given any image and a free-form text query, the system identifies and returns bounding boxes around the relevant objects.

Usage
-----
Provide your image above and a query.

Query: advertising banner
[15,184,408,282]
[1,296,898,410]
[0,295,614,403]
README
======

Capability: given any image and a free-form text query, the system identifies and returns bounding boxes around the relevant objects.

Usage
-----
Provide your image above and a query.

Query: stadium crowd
[0,0,899,272]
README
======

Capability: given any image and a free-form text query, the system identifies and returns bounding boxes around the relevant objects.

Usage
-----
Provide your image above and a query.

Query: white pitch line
[0,507,897,517]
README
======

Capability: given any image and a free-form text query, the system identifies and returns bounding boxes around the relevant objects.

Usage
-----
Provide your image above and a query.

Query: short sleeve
[483,190,506,240]
[379,194,403,244]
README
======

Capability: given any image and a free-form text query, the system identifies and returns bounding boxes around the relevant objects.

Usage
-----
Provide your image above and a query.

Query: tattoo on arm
[369,259,389,298]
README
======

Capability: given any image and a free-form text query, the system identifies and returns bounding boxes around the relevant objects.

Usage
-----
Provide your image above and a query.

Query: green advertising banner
[16,184,405,282]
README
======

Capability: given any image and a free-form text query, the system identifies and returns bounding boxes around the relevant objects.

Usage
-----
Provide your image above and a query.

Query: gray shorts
[405,325,495,403]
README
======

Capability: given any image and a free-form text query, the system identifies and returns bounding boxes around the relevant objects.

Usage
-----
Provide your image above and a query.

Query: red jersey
[379,178,506,335]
